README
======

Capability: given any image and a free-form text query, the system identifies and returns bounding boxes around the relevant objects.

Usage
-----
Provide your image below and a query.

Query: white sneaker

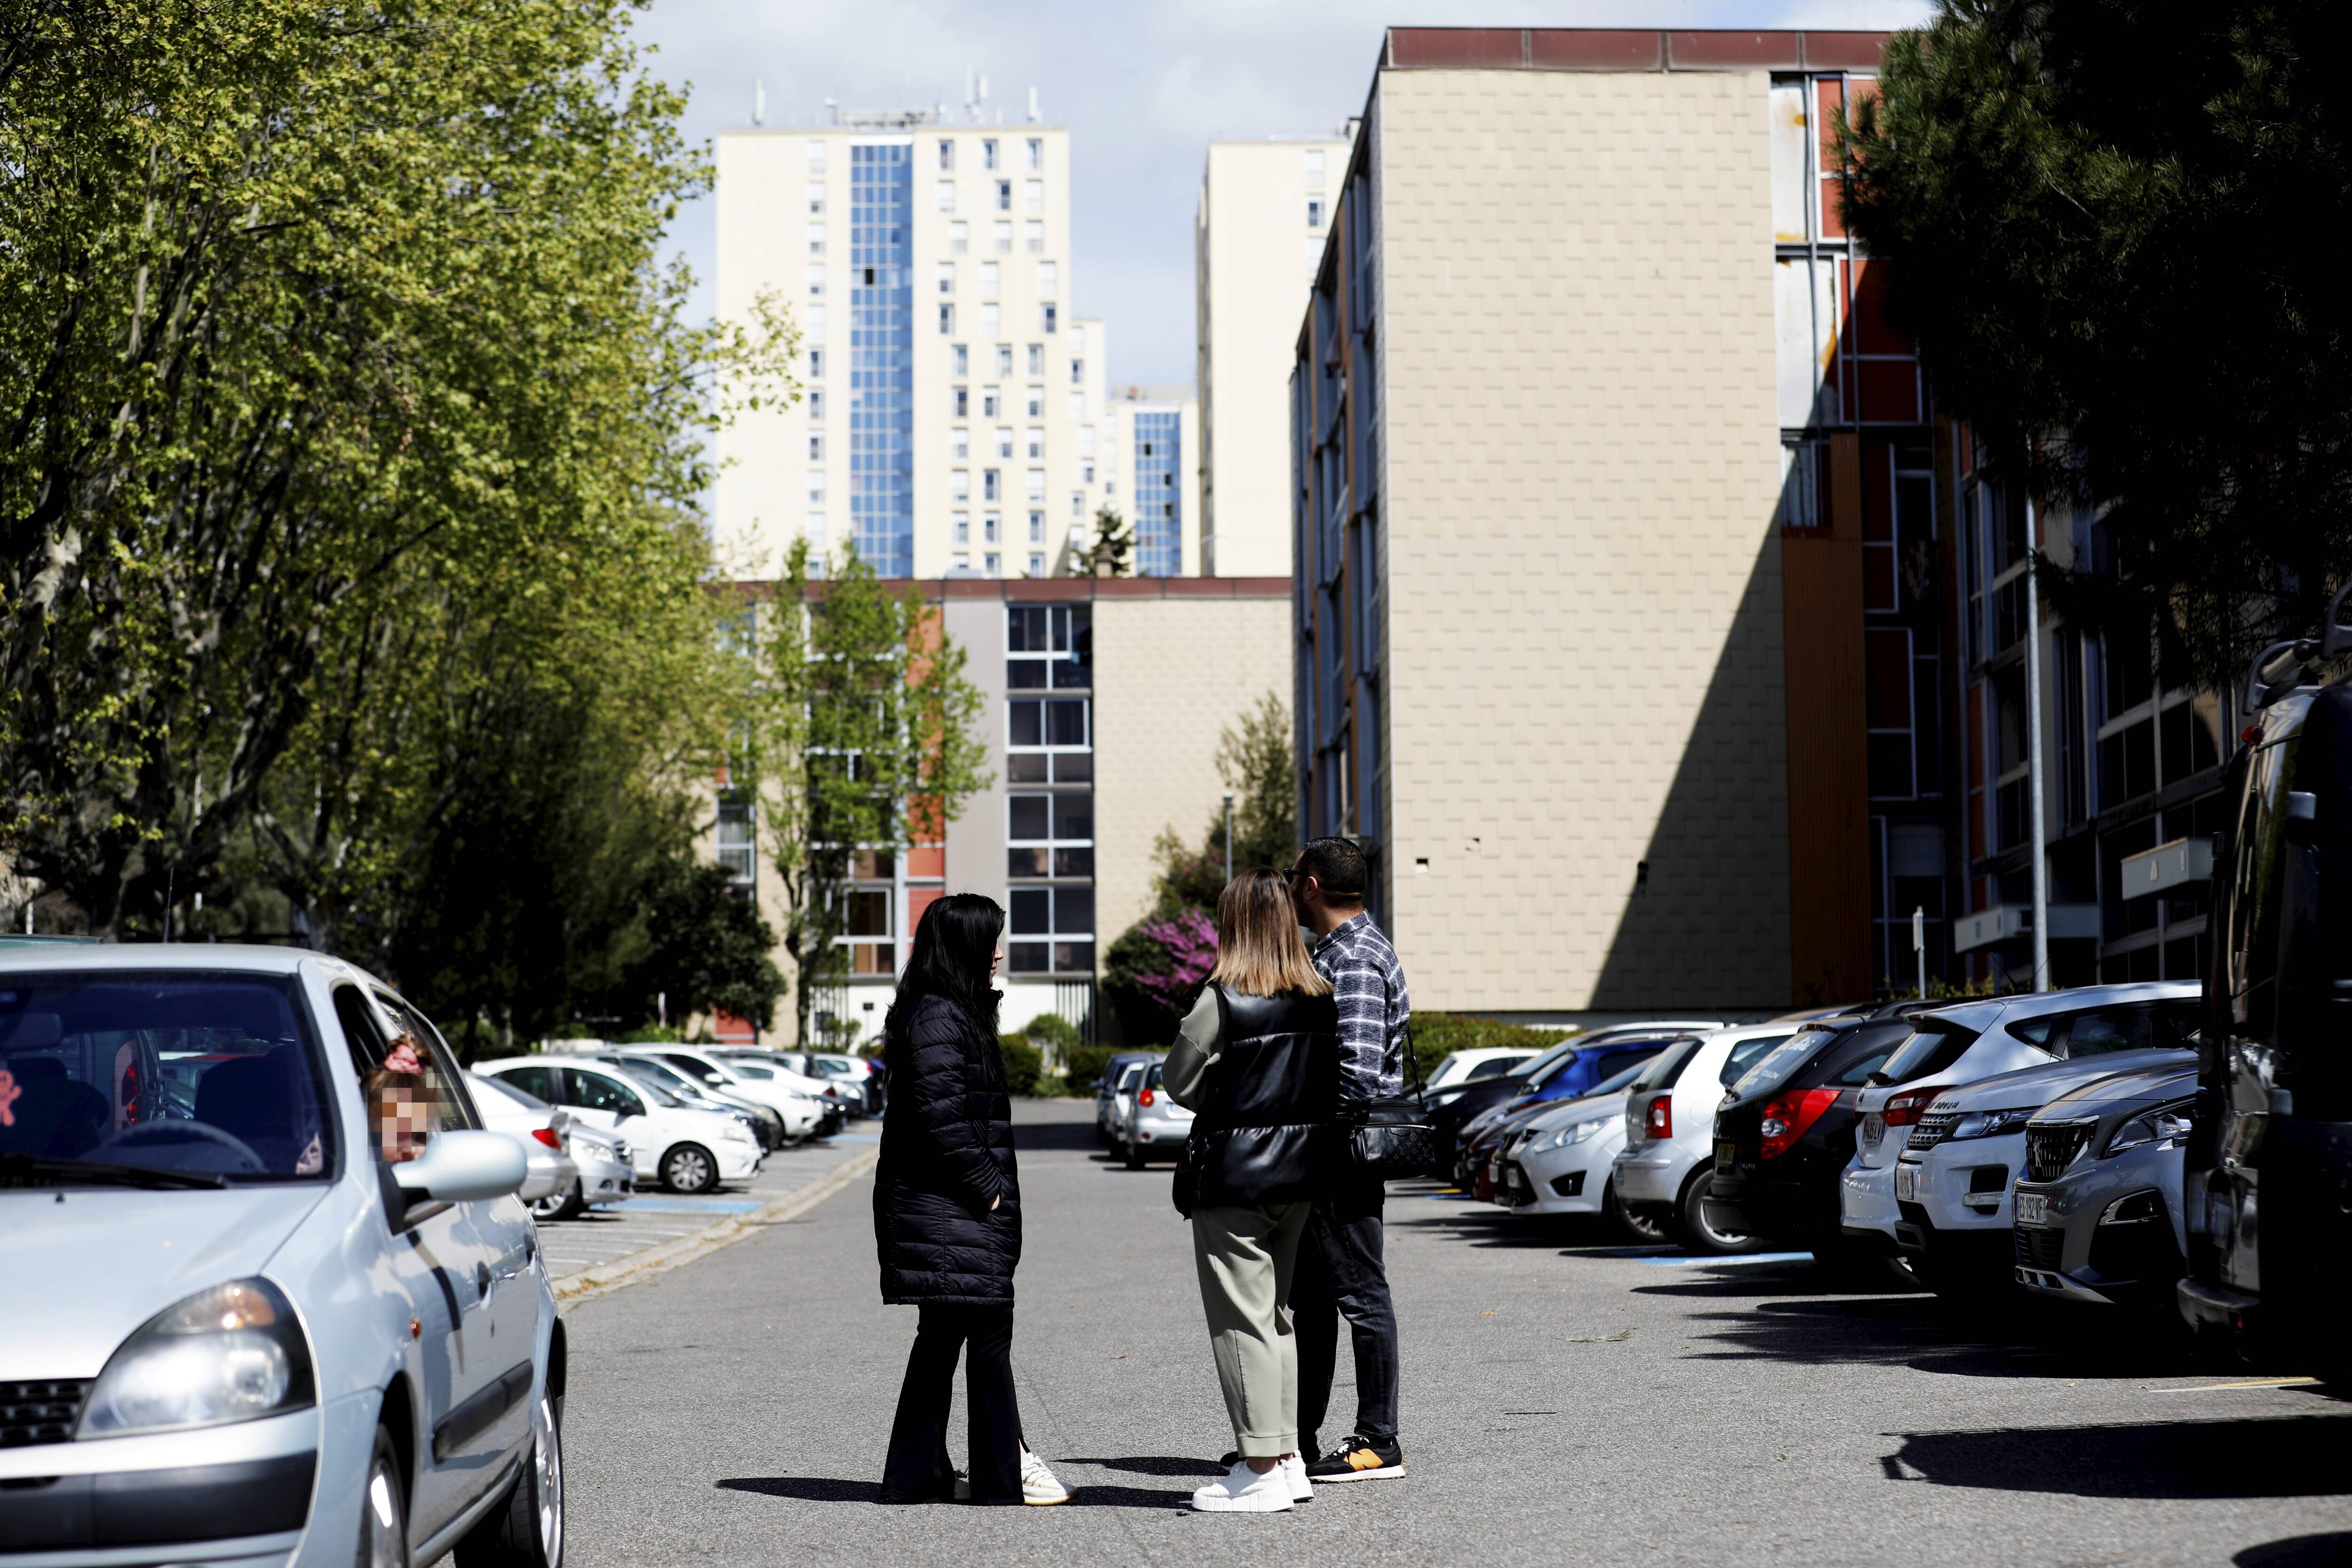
[1020,1449,1072,1506]
[1281,1453,1312,1503]
[1191,1458,1295,1513]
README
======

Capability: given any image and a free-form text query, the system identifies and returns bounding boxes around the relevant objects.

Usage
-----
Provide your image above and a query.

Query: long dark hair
[885,892,1005,1043]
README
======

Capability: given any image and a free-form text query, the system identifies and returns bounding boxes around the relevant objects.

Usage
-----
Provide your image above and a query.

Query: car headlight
[1950,1107,2035,1141]
[2105,1101,2193,1156]
[79,1278,315,1439]
[1549,1115,1613,1149]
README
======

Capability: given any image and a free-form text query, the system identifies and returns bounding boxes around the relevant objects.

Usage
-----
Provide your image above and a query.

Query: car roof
[2035,1062,2199,1120]
[0,941,372,981]
[1696,1023,1802,1045]
[478,1054,636,1075]
[1932,1046,2197,1112]
[1916,981,2201,1035]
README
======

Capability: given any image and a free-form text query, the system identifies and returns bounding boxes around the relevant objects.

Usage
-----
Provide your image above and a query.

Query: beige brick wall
[1374,68,1790,1012]
[1093,593,1294,945]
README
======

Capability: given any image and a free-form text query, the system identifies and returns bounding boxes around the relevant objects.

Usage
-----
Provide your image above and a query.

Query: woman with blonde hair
[1163,867,1341,1513]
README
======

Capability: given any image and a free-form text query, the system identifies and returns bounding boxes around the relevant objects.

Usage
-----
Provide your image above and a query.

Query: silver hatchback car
[1118,1062,1195,1169]
[0,946,564,1568]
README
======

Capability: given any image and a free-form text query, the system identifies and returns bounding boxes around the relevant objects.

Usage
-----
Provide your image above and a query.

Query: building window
[1134,408,1182,576]
[980,261,1000,297]
[993,221,1012,254]
[806,222,826,256]
[994,426,1014,459]
[1025,386,1045,418]
[938,139,954,171]
[804,511,826,552]
[1026,343,1045,376]
[938,303,954,334]
[1069,357,1084,387]
[1040,303,1057,334]
[981,302,1000,337]
[1070,490,1085,517]
[1025,427,1044,459]
[1066,391,1085,423]
[981,387,1001,418]
[994,343,1014,377]
[1007,883,1092,975]
[1024,220,1044,253]
[953,552,970,574]
[809,347,825,377]
[1025,137,1043,172]
[1036,260,1058,295]
[1071,324,1087,353]
[1307,197,1325,228]
[983,469,1000,501]
[952,343,969,377]
[806,303,826,334]
[983,512,1000,544]
[1304,148,1324,185]
[806,181,826,215]
[952,385,968,418]
[1027,510,1044,543]
[1779,436,1826,531]
[985,552,1001,577]
[950,220,969,254]
[983,138,999,171]
[841,884,893,976]
[936,262,955,294]
[1024,179,1043,214]
[807,139,827,172]
[1025,469,1046,502]
[953,511,970,544]
[950,427,968,461]
[715,792,755,884]
[935,180,955,212]
[1081,460,1094,483]
[807,263,826,296]
[1079,423,1095,456]
[1027,552,1046,578]
[996,180,1012,212]
[952,469,969,501]
[808,470,826,503]
[809,433,825,461]
[809,388,826,419]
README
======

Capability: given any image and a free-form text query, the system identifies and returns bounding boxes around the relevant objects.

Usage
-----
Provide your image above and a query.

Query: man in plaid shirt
[1289,836,1409,1483]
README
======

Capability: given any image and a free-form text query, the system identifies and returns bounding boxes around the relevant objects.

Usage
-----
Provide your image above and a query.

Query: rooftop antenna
[823,95,838,125]
[976,73,989,124]
[1026,85,1040,123]
[753,80,766,127]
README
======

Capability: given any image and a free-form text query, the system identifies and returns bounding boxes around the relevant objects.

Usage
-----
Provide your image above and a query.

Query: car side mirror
[2285,790,2319,845]
[394,1130,528,1205]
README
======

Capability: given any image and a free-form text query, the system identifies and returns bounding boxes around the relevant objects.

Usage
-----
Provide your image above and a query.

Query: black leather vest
[1180,984,1341,1210]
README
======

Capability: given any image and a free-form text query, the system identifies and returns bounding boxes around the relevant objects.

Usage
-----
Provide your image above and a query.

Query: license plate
[1861,1113,1884,1147]
[1715,1140,1736,1173]
[2015,1191,2047,1225]
[1895,1163,1919,1203]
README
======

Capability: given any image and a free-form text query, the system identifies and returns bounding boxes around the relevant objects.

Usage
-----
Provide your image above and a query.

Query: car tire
[528,1182,586,1224]
[454,1390,564,1568]
[1124,1138,1145,1171]
[359,1422,410,1568]
[1677,1168,1765,1255]
[660,1143,718,1194]
[1605,1178,1665,1244]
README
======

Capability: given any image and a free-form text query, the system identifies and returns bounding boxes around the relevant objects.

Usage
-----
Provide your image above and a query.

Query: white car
[0,944,562,1568]
[468,1071,577,1204]
[556,1122,636,1216]
[1613,1024,1797,1250]
[1426,1047,1541,1092]
[476,1055,762,1194]
[1888,995,2201,1293]
[473,1072,632,1220]
[641,1045,836,1136]
[1494,1059,1660,1226]
[1839,982,2200,1279]
[710,1050,847,1130]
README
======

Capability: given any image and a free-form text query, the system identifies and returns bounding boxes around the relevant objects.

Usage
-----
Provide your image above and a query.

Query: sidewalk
[540,1130,879,1307]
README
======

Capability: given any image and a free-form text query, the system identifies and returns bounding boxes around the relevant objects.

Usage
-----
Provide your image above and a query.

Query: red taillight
[1138,1088,1156,1107]
[1757,1088,1840,1161]
[1883,1086,1945,1128]
[532,1127,563,1149]
[1645,1097,1672,1140]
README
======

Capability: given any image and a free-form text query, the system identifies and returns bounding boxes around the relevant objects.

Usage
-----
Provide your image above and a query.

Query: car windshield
[0,971,334,1180]
[1512,1041,1581,1083]
[1876,1021,1984,1084]
[612,1061,691,1107]
[1728,1029,1838,1099]
[1144,1064,1165,1089]
[720,1058,776,1079]
[1719,1033,1793,1085]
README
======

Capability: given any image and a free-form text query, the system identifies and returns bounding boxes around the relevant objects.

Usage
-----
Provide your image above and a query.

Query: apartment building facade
[1292,28,1946,1017]
[715,111,1101,581]
[1196,136,1352,578]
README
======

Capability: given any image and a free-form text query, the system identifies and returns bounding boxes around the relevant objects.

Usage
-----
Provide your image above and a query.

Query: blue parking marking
[616,1199,764,1215]
[1635,1250,1817,1267]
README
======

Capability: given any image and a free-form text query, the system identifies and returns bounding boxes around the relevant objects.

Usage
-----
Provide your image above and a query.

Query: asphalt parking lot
[559,1098,2352,1568]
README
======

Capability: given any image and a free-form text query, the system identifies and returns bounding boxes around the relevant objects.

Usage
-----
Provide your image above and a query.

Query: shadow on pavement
[715,1477,882,1504]
[1063,1455,1224,1477]
[1065,1484,1188,1508]
[1886,1417,2352,1498]
[2238,1533,2352,1565]
[1011,1120,1107,1153]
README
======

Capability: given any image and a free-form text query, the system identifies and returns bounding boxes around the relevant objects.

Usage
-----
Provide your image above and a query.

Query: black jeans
[881,1303,1023,1504]
[1295,1179,1399,1452]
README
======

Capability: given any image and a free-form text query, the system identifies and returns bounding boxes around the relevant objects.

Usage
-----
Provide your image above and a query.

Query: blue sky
[628,0,1935,388]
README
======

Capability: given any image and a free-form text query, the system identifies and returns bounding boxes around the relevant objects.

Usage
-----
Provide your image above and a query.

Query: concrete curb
[554,1146,880,1311]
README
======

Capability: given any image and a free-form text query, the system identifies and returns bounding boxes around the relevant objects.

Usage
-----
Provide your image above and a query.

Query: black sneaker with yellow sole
[1304,1434,1404,1482]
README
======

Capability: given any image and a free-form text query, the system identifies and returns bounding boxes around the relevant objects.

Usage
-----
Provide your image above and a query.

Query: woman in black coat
[873,892,1069,1505]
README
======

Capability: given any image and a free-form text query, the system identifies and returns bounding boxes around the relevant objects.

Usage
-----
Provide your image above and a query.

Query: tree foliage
[1843,0,2352,692]
[1083,504,1134,578]
[747,540,992,1043]
[1148,691,1297,915]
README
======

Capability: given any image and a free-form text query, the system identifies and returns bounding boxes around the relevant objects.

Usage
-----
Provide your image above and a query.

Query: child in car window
[366,1037,437,1163]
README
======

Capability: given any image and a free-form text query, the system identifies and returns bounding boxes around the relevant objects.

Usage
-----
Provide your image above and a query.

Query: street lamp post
[2025,494,2051,993]
[1222,792,1235,886]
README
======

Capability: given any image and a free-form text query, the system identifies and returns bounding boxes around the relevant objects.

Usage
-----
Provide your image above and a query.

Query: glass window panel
[1053,846,1093,876]
[848,889,891,937]
[1055,886,1094,934]
[1006,754,1049,783]
[1051,794,1092,840]
[1051,752,1091,783]
[1053,942,1094,973]
[1008,795,1050,839]
[1007,658,1047,690]
[1006,847,1049,876]
[1009,889,1051,933]
[1008,943,1051,973]
[1009,701,1041,747]
[1046,699,1087,747]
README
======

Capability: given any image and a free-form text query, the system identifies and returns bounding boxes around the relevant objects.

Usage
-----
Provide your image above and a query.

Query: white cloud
[631,0,1934,386]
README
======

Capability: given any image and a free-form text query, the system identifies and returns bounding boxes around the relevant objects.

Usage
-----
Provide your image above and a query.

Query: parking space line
[1633,1250,1818,1267]
[2147,1377,2320,1393]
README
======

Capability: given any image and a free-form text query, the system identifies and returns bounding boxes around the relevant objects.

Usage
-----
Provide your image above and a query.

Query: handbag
[1346,1028,1439,1180]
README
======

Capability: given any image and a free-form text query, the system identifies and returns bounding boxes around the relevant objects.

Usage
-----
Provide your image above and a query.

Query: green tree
[1148,691,1298,915]
[749,539,992,1043]
[1843,0,2352,692]
[1084,505,1135,578]
[0,0,744,935]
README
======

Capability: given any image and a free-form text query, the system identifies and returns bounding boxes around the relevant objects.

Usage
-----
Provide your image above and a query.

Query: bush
[1408,1012,1574,1083]
[615,1024,682,1044]
[1104,908,1216,1045]
[1063,1043,1113,1094]
[1019,1012,1082,1054]
[998,1034,1045,1096]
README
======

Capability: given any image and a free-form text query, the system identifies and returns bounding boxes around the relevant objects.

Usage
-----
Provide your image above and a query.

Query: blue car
[1454,1033,1692,1192]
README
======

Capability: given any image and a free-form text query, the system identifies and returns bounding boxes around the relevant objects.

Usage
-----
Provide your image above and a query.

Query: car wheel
[1124,1137,1145,1171]
[454,1390,564,1568]
[1605,1178,1666,1243]
[358,1423,409,1568]
[528,1182,585,1224]
[1678,1169,1765,1255]
[660,1143,717,1194]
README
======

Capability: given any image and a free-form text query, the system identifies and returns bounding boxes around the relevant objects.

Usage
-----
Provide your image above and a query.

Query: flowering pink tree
[1132,907,1218,1015]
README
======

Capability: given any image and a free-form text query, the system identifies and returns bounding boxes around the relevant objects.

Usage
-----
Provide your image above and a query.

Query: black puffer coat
[873,994,1021,1305]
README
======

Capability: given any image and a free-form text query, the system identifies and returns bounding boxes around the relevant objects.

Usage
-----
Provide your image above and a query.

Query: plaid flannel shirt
[1310,912,1411,1105]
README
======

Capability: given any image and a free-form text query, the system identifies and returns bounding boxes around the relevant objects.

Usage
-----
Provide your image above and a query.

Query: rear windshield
[1719,1033,1793,1086]
[1728,1029,1837,1098]
[1595,1057,1666,1096]
[1877,1021,1984,1084]
[1631,1037,1706,1092]
[475,1073,550,1112]
[1144,1064,1164,1089]
[0,971,334,1180]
